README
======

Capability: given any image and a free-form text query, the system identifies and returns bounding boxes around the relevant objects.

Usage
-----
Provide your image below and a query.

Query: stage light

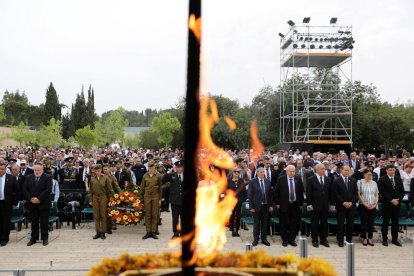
[344,31,351,34]
[327,45,332,49]
[303,17,311,24]
[299,37,304,41]
[287,20,295,26]
[334,44,340,49]
[301,44,306,48]
[338,30,344,34]
[304,37,309,41]
[330,17,337,24]
[315,38,319,42]
[309,37,313,41]
[319,45,323,49]
[324,38,328,42]
[310,44,315,49]
[293,44,298,48]
[279,33,285,38]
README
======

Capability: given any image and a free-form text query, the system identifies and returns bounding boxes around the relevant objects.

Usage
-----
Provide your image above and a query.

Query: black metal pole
[182,0,201,275]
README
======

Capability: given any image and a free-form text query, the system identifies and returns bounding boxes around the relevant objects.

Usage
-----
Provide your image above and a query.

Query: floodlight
[301,44,306,48]
[314,38,319,42]
[279,33,285,38]
[326,45,332,49]
[303,17,311,24]
[319,45,324,49]
[310,44,315,49]
[330,17,337,24]
[293,44,298,48]
[287,20,295,26]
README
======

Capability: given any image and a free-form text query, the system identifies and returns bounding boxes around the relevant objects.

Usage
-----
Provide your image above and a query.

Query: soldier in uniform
[139,161,162,240]
[42,156,57,180]
[89,164,114,240]
[61,157,78,190]
[102,164,121,234]
[162,160,184,238]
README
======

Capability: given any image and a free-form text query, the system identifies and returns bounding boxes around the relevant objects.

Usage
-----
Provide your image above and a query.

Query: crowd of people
[0,146,413,249]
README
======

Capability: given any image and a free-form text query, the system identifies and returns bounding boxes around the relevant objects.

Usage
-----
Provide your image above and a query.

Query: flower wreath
[107,190,145,225]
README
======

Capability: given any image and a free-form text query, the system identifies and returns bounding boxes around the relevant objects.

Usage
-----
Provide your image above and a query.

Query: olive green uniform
[140,172,162,233]
[107,175,121,231]
[89,174,114,233]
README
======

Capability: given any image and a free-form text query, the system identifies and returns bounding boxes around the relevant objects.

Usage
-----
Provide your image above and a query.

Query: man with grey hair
[275,165,304,247]
[248,167,273,246]
[306,163,334,248]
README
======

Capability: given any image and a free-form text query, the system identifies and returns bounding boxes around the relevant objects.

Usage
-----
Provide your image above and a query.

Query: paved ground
[0,212,413,276]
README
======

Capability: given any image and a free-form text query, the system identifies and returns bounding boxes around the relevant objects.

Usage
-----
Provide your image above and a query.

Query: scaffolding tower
[279,18,353,151]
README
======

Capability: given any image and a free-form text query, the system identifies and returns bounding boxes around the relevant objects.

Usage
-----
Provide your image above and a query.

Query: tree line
[1,71,413,153]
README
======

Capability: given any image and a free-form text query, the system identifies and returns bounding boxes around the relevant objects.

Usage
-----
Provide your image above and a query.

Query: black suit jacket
[162,172,183,206]
[248,177,272,212]
[410,178,414,208]
[15,173,26,200]
[333,176,358,208]
[227,177,247,203]
[306,175,334,212]
[274,175,304,212]
[1,174,19,209]
[378,175,404,204]
[21,168,34,177]
[23,173,52,210]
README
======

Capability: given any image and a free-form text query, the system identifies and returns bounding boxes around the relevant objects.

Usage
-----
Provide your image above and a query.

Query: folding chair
[81,194,94,228]
[240,201,254,242]
[48,201,61,241]
[10,201,27,241]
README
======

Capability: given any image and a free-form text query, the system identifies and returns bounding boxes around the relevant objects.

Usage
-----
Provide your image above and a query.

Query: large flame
[250,119,265,163]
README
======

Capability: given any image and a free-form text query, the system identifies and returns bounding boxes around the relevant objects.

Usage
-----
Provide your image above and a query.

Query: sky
[0,0,413,115]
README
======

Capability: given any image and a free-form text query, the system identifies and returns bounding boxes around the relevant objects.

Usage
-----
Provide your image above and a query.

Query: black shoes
[0,241,8,247]
[142,232,151,239]
[151,233,159,239]
[382,240,388,246]
[43,240,49,246]
[252,240,259,246]
[154,230,160,235]
[101,233,106,240]
[27,240,36,246]
[312,241,319,248]
[290,241,297,247]
[107,229,113,235]
[320,241,330,247]
[338,241,345,247]
[232,231,240,237]
[93,233,101,239]
[262,239,271,246]
[282,241,288,247]
[392,240,402,247]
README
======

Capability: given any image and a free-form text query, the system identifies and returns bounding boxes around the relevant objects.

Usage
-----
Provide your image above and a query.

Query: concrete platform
[0,213,413,275]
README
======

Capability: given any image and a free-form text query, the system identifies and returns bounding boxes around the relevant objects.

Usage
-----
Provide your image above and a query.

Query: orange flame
[224,116,237,131]
[189,14,202,43]
[250,119,264,162]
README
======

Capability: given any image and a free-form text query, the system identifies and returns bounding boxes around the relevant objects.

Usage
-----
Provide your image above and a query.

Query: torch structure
[182,0,201,274]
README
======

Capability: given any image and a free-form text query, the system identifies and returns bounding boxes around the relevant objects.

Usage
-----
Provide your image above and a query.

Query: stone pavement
[0,212,413,276]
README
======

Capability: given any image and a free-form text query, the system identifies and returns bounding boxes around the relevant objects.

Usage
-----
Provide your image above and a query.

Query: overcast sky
[0,0,413,115]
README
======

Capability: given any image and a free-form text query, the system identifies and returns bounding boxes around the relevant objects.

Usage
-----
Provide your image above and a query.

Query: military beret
[64,157,74,162]
[174,160,184,167]
[92,164,102,170]
[147,160,155,167]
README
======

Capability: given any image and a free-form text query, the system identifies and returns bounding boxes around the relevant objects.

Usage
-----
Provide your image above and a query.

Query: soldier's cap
[363,161,374,167]
[7,158,17,163]
[28,158,34,162]
[64,157,74,162]
[174,160,184,167]
[147,160,155,167]
[322,160,330,165]
[20,159,27,164]
[92,164,102,170]
[335,162,343,168]
[110,160,117,166]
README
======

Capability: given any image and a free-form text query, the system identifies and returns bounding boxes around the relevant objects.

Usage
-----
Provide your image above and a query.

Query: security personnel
[102,164,121,234]
[160,157,173,212]
[114,160,131,190]
[162,160,184,238]
[89,164,114,240]
[140,161,162,240]
[42,156,57,179]
[61,157,78,189]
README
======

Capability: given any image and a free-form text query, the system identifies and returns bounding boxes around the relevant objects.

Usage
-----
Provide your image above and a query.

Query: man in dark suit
[410,178,414,213]
[24,165,52,246]
[0,162,20,246]
[248,167,273,246]
[11,164,26,201]
[378,164,405,246]
[162,160,184,238]
[307,163,335,248]
[115,160,131,190]
[274,165,304,247]
[20,160,34,177]
[333,165,358,247]
[349,152,360,172]
[296,159,314,192]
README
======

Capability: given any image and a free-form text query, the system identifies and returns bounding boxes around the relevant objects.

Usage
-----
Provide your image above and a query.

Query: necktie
[289,178,295,202]
[0,176,3,200]
[345,177,349,190]
[260,180,266,203]
[320,176,324,187]
[390,177,395,189]
[35,177,39,185]
[178,174,181,182]
[266,169,270,180]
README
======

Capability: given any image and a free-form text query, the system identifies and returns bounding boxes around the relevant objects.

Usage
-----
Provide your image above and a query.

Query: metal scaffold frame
[279,19,353,146]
